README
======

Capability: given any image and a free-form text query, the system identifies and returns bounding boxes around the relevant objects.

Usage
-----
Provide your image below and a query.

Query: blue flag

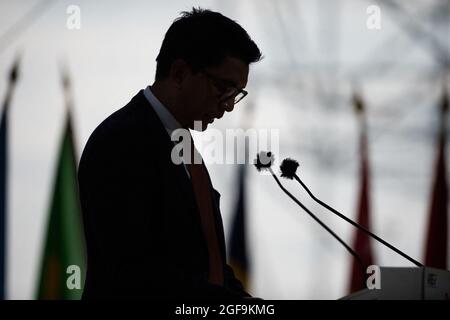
[229,164,249,289]
[1,58,19,299]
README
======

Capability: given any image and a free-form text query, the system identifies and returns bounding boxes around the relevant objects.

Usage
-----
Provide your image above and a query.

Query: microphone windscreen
[280,158,299,179]
[254,151,274,171]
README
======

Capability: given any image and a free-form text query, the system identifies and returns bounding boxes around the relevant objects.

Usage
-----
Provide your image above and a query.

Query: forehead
[206,57,249,89]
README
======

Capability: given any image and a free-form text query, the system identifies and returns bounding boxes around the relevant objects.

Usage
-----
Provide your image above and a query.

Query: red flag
[424,91,448,269]
[349,94,375,293]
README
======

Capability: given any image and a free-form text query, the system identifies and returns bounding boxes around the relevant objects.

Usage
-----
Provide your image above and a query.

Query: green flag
[36,116,86,299]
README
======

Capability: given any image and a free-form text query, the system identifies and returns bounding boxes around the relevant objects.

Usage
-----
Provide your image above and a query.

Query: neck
[150,81,187,127]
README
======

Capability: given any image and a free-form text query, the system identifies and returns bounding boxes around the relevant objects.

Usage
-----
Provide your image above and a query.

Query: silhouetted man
[78,8,262,299]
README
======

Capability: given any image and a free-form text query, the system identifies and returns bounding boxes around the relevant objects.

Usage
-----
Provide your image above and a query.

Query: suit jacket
[78,90,250,299]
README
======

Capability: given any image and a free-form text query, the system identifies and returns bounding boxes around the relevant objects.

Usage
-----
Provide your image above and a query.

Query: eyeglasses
[201,71,248,105]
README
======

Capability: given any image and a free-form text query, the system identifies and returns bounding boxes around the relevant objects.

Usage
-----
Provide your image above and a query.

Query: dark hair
[155,8,262,80]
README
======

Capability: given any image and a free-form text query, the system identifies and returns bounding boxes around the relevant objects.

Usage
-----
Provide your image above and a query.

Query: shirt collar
[143,86,182,136]
[143,86,191,178]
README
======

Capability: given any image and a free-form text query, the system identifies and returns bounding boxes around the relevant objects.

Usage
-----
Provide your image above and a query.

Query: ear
[169,59,192,88]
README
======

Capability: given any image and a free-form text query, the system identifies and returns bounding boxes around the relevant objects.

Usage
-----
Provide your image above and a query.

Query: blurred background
[0,0,449,299]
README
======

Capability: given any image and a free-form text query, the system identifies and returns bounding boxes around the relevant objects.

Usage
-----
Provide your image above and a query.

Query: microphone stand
[266,167,368,284]
[290,170,423,267]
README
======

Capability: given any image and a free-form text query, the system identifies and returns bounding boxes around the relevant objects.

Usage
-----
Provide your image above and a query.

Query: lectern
[341,267,450,300]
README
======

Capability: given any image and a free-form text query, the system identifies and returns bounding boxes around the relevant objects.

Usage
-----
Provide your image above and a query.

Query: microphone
[279,157,423,267]
[254,152,367,283]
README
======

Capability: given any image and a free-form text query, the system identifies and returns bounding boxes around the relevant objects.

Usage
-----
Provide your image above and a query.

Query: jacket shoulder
[79,91,165,169]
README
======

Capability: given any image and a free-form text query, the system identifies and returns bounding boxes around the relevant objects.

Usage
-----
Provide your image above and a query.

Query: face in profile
[179,56,249,131]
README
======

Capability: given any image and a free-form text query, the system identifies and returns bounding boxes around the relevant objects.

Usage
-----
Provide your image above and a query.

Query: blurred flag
[36,69,86,299]
[0,57,20,299]
[348,93,375,293]
[229,101,256,291]
[424,90,448,269]
[229,158,249,290]
[229,164,249,289]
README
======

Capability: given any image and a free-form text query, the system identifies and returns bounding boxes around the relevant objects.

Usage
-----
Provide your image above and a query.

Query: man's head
[153,8,262,131]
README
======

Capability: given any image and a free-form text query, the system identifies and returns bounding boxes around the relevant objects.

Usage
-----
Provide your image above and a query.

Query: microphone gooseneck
[254,152,367,282]
[268,167,366,278]
[280,158,423,268]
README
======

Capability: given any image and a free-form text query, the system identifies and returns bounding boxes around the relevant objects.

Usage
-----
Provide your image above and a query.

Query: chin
[190,120,209,131]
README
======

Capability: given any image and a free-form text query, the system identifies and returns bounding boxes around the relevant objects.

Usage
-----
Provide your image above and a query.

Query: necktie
[185,134,224,286]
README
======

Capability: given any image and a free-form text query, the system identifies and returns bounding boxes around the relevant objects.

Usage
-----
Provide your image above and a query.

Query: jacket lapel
[136,90,227,263]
